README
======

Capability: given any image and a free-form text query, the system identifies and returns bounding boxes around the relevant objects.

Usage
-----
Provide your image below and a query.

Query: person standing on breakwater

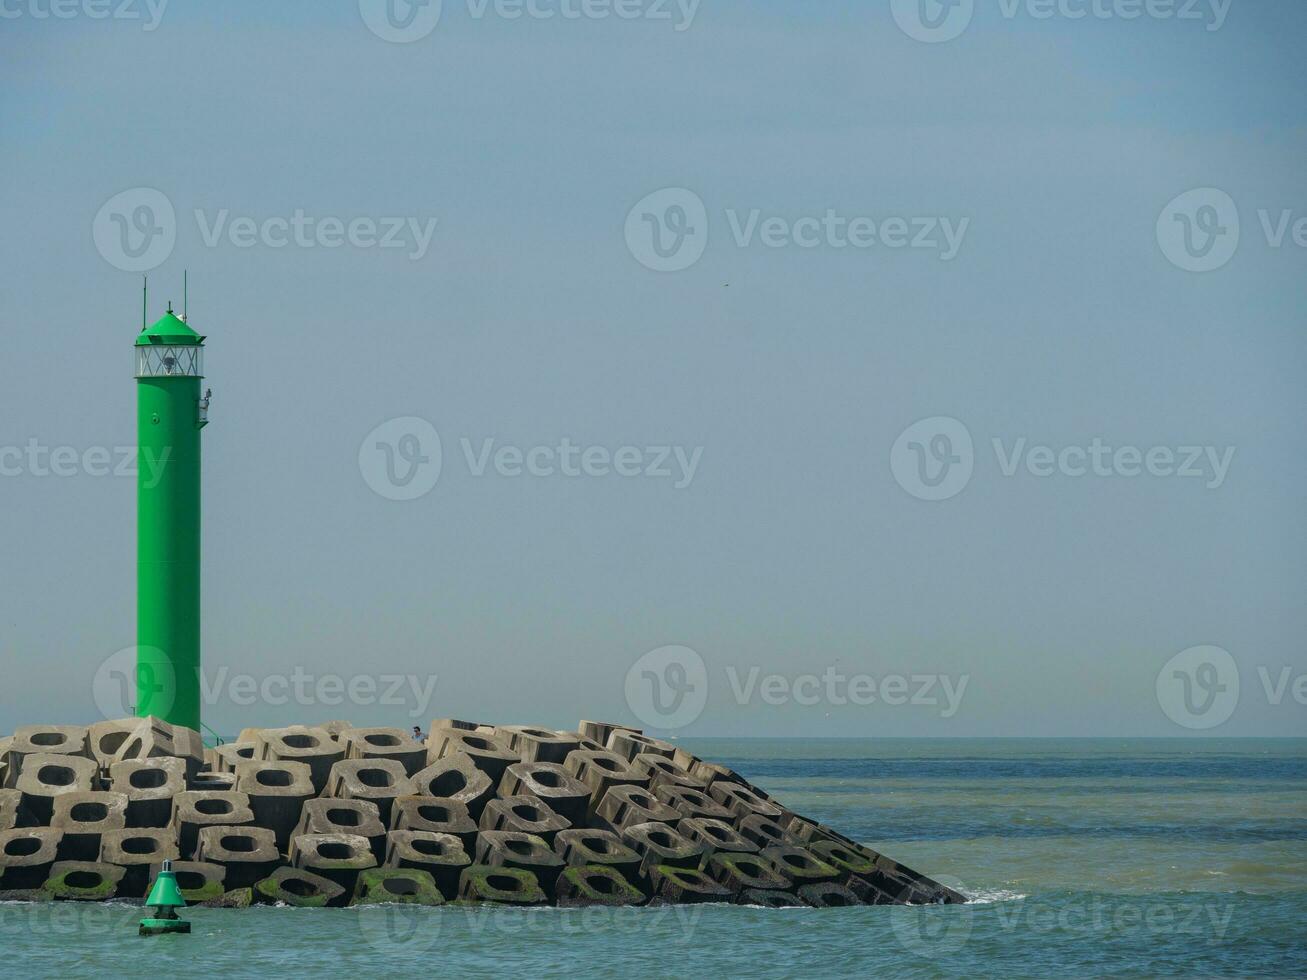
[412,725,424,742]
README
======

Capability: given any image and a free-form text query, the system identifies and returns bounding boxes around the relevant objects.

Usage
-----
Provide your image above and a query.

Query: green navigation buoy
[139,859,192,936]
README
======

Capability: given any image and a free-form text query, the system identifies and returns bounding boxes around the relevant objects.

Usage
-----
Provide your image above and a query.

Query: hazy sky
[1,1,1303,738]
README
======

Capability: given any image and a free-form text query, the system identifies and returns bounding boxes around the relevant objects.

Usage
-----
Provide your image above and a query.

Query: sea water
[3,738,1304,978]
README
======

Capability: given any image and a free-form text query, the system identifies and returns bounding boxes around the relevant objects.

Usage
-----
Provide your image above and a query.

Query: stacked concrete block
[457,864,547,905]
[253,866,344,907]
[195,825,281,889]
[498,726,579,765]
[480,796,569,845]
[339,728,427,776]
[16,753,98,825]
[172,790,254,858]
[50,791,127,861]
[474,830,564,897]
[389,796,477,853]
[594,785,681,833]
[234,760,315,850]
[353,867,444,906]
[254,727,343,796]
[410,755,495,821]
[0,715,965,909]
[42,861,127,901]
[110,756,187,828]
[556,864,645,907]
[289,832,376,903]
[324,759,414,828]
[0,828,62,889]
[427,728,517,783]
[385,829,471,898]
[98,827,179,896]
[553,829,643,883]
[295,798,387,864]
[499,762,590,826]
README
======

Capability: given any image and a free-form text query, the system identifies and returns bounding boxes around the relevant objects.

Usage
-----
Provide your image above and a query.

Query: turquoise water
[3,738,1305,978]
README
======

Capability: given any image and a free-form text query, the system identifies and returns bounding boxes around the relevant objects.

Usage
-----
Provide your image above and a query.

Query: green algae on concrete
[42,862,126,901]
[457,864,547,905]
[555,865,645,907]
[352,869,444,906]
[254,867,344,908]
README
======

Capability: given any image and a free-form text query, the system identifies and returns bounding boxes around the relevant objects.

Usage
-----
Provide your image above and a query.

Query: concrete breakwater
[0,717,964,908]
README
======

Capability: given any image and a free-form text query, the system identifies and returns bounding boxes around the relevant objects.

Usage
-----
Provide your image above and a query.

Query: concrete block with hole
[201,886,254,908]
[653,785,733,823]
[255,727,344,796]
[171,790,254,859]
[16,753,98,825]
[389,796,477,852]
[109,756,187,828]
[563,750,642,808]
[556,864,645,907]
[87,720,139,774]
[620,821,706,876]
[498,726,579,765]
[152,859,226,903]
[234,760,315,851]
[427,728,517,783]
[50,791,127,861]
[4,727,90,790]
[577,721,638,747]
[98,827,179,896]
[605,730,675,764]
[253,865,345,907]
[647,864,731,903]
[295,797,387,863]
[758,846,840,887]
[499,762,590,826]
[208,741,257,774]
[474,830,564,897]
[289,832,376,904]
[594,785,682,833]
[410,755,496,822]
[111,718,204,779]
[480,796,569,845]
[195,824,281,889]
[0,828,62,889]
[677,817,759,856]
[42,861,127,901]
[339,728,427,776]
[352,867,445,906]
[553,829,643,882]
[738,813,797,850]
[457,864,548,905]
[688,759,748,788]
[385,830,471,898]
[428,718,492,734]
[708,782,786,825]
[323,759,414,828]
[705,851,790,894]
[631,753,705,793]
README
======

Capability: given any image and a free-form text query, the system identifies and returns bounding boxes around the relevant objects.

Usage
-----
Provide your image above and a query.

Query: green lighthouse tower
[135,304,210,731]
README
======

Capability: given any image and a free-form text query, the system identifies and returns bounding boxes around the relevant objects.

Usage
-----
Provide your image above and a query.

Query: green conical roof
[144,866,188,909]
[136,310,204,347]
